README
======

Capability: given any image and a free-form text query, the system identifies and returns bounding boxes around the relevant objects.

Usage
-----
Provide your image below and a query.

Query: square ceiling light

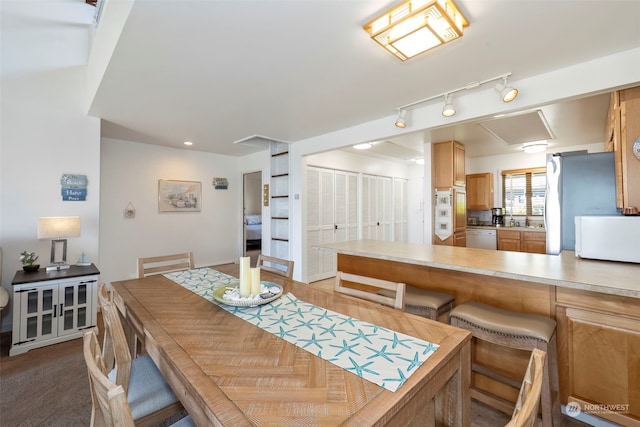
[364,0,468,61]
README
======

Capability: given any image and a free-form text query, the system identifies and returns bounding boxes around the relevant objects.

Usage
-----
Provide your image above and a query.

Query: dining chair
[505,348,546,427]
[137,252,194,278]
[99,299,184,425]
[83,330,195,427]
[256,254,294,279]
[334,271,406,310]
[99,283,144,357]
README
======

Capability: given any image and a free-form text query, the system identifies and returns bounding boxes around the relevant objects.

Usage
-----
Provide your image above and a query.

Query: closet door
[335,171,358,242]
[393,178,408,242]
[306,167,358,282]
[363,174,392,241]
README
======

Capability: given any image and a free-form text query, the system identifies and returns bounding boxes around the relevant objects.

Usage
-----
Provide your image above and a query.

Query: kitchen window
[502,168,546,216]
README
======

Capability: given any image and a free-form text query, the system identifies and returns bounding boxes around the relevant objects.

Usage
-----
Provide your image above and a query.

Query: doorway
[243,171,262,265]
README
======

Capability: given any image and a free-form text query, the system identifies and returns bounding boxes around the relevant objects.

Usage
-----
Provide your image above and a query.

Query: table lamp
[38,216,81,272]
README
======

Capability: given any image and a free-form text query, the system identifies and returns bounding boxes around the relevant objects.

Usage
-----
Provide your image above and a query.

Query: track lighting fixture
[495,76,518,103]
[392,73,519,127]
[442,94,456,117]
[395,109,408,128]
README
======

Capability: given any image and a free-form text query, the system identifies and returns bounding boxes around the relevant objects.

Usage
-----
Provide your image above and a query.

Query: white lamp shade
[38,216,81,239]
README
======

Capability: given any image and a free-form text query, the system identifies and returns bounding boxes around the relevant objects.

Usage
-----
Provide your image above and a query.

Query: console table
[10,264,100,356]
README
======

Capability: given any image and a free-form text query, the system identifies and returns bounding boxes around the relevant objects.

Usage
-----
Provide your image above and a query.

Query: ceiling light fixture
[522,141,548,153]
[353,143,373,150]
[494,76,518,103]
[442,94,456,117]
[183,141,193,146]
[364,0,469,61]
[395,109,408,128]
[392,72,517,127]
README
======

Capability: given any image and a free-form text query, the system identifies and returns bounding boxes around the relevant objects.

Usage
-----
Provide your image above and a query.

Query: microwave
[575,216,640,263]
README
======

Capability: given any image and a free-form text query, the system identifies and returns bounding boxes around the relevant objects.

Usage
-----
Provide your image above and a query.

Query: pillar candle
[239,257,251,297]
[250,267,261,296]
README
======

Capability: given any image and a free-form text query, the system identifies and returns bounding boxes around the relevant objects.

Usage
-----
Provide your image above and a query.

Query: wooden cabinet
[433,141,466,188]
[606,86,640,209]
[10,265,99,356]
[555,288,640,426]
[466,173,494,210]
[432,141,466,246]
[498,229,546,253]
[521,231,546,254]
[497,229,520,252]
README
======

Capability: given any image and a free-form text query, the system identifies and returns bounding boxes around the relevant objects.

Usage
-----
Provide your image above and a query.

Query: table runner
[165,268,439,392]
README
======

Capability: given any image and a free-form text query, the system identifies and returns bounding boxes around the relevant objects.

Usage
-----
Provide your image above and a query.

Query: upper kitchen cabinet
[466,173,494,210]
[606,86,640,209]
[433,141,466,188]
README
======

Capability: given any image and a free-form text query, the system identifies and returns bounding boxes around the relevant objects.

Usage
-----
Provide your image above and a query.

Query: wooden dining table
[110,264,471,426]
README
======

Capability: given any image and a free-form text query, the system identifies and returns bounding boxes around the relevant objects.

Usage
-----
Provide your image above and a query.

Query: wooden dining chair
[505,348,546,427]
[100,300,184,425]
[256,254,294,279]
[334,271,406,310]
[83,331,195,427]
[137,252,194,278]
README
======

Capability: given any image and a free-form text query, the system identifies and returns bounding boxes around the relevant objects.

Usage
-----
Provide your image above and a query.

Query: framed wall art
[158,180,201,212]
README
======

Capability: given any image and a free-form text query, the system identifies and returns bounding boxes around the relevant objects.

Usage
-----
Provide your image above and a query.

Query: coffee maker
[492,207,505,226]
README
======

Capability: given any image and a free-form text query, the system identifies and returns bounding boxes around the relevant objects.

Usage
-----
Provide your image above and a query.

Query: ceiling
[84,0,640,160]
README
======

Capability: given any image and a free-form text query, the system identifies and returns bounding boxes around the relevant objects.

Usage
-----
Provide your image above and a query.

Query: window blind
[502,168,546,216]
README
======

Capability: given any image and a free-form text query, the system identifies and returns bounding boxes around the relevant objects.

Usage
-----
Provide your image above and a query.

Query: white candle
[239,257,251,297]
[251,267,261,296]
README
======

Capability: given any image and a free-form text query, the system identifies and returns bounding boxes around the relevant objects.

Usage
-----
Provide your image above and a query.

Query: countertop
[467,225,546,232]
[317,240,640,299]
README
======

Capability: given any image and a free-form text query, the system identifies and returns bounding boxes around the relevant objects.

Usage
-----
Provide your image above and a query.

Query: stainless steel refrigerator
[545,151,619,254]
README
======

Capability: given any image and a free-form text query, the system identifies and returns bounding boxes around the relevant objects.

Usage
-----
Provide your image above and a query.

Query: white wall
[0,68,101,332]
[99,138,243,286]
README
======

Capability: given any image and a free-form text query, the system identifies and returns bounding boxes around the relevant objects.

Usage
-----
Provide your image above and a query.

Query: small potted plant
[19,251,40,272]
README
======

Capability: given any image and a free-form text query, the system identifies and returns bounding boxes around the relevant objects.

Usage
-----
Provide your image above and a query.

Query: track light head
[495,76,518,103]
[395,109,407,128]
[442,95,456,117]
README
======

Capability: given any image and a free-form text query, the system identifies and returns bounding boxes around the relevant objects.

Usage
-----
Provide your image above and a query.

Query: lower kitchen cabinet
[498,229,546,253]
[10,264,100,356]
[555,288,640,425]
[497,229,520,251]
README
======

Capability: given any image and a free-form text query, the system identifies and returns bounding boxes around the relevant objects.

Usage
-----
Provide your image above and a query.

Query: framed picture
[158,180,201,212]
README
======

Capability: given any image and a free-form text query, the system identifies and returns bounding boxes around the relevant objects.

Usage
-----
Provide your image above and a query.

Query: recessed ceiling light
[354,143,372,150]
[184,141,193,146]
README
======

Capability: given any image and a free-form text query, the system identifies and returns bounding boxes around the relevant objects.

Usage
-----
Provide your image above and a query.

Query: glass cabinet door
[18,285,58,342]
[58,279,94,337]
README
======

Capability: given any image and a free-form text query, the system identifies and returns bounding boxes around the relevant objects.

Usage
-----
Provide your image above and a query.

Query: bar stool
[378,285,454,322]
[450,301,561,427]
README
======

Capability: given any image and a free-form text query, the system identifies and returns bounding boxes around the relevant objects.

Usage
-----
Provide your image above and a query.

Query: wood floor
[0,281,589,427]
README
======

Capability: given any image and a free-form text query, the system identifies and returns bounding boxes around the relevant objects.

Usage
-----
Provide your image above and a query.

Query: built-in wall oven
[465,229,497,250]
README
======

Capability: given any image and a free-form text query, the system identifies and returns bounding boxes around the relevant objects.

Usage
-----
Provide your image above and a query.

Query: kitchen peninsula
[318,240,640,426]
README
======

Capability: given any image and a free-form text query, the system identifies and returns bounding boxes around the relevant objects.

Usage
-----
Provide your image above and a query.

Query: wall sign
[213,177,228,190]
[61,174,87,201]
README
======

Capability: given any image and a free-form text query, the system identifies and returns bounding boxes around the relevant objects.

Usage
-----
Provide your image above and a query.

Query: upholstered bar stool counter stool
[378,285,454,322]
[450,301,561,427]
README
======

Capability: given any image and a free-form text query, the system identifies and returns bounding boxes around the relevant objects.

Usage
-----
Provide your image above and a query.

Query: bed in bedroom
[244,214,262,249]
